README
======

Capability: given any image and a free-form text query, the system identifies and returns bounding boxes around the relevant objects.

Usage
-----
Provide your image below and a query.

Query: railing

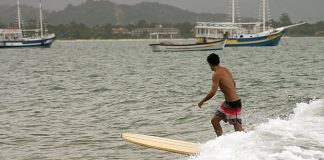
[0,29,22,34]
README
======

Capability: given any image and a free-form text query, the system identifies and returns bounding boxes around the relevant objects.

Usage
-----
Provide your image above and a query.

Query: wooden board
[121,133,199,155]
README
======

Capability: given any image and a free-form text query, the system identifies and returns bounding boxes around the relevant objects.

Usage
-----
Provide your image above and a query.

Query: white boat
[195,0,304,47]
[149,39,226,52]
[0,0,55,48]
[148,31,226,52]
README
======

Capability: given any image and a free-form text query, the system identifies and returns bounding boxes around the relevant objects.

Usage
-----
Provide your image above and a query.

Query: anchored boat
[0,0,55,48]
[195,0,304,47]
[149,31,226,52]
[149,39,226,52]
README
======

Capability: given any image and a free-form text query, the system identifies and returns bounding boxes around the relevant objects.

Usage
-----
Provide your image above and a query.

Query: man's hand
[198,100,204,108]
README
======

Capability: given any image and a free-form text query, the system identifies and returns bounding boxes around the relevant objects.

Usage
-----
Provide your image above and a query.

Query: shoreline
[56,38,196,42]
[55,37,322,42]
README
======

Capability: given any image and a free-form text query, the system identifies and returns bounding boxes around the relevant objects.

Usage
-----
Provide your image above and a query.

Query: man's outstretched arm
[198,74,219,108]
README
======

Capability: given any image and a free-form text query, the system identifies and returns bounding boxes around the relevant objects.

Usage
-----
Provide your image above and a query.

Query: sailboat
[195,0,304,47]
[0,0,56,48]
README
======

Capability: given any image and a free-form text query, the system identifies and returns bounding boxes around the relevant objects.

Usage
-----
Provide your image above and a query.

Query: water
[190,100,324,160]
[0,38,323,160]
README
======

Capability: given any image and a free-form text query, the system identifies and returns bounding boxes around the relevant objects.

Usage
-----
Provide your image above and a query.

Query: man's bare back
[213,66,240,102]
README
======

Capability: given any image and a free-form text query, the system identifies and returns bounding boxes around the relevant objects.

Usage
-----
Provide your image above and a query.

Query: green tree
[173,22,194,38]
[100,24,113,38]
[268,19,281,28]
[67,22,91,39]
[136,20,149,28]
[279,13,292,26]
[26,19,38,29]
[0,22,5,28]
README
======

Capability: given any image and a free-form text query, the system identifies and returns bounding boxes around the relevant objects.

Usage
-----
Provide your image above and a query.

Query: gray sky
[1,0,323,22]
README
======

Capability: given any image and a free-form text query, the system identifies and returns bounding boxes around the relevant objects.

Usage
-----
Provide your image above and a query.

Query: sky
[1,0,323,23]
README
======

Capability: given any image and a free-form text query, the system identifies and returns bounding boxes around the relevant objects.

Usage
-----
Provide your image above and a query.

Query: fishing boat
[195,0,304,47]
[0,0,55,48]
[149,39,226,52]
[149,31,226,52]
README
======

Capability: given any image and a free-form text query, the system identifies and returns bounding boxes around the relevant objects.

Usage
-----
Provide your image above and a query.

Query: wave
[189,99,324,160]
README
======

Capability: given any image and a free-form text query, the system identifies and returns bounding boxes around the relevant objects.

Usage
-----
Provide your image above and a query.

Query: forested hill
[0,0,241,26]
[0,4,49,25]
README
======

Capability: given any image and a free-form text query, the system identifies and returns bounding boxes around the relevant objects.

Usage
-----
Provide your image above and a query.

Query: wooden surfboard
[121,133,199,155]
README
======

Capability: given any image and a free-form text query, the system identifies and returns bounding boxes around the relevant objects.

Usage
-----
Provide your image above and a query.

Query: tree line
[44,21,195,39]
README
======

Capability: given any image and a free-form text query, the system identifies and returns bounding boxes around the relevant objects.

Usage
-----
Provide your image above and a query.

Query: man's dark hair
[207,53,220,66]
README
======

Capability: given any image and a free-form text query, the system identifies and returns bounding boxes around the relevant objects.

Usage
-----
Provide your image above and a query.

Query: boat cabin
[195,21,274,42]
[0,29,23,41]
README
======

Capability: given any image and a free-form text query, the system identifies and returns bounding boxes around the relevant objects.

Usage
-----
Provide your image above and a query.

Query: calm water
[0,38,323,160]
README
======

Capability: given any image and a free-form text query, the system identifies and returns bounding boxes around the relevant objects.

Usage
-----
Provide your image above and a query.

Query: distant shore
[54,37,323,41]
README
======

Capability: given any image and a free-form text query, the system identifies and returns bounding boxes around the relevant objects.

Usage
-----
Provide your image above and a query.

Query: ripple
[90,87,110,93]
[0,38,323,160]
[49,86,66,91]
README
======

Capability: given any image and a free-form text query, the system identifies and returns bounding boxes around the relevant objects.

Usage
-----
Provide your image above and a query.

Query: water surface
[0,38,323,160]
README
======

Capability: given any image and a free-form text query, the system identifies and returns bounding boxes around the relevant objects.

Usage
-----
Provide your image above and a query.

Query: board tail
[121,133,199,155]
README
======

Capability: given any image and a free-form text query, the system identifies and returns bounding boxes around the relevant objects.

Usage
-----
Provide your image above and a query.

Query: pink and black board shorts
[215,99,242,125]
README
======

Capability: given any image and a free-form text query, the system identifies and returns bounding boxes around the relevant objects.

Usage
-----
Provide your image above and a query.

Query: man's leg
[233,122,243,132]
[211,115,223,137]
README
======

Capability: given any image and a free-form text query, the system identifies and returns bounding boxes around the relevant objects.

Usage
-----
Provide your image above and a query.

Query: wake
[188,99,324,160]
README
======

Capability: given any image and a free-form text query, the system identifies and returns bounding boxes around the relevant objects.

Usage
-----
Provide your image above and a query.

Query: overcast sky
[1,0,323,22]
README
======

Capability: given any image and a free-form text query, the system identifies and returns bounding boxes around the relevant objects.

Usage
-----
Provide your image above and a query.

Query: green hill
[0,0,236,26]
[47,0,232,26]
[0,4,50,25]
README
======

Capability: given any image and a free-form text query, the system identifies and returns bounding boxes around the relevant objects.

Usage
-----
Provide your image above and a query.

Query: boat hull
[0,35,56,48]
[196,30,285,47]
[149,40,226,52]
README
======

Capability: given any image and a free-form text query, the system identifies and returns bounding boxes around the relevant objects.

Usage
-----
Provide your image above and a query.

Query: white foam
[188,99,324,160]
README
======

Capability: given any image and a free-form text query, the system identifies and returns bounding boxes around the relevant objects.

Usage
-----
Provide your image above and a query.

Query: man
[198,53,243,137]
[222,31,229,40]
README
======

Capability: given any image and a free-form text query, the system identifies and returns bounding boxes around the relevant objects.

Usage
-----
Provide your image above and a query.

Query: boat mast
[17,0,22,30]
[262,0,266,32]
[39,0,44,37]
[232,0,235,24]
[230,0,236,36]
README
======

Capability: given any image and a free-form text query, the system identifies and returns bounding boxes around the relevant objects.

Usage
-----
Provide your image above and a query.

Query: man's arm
[198,73,219,108]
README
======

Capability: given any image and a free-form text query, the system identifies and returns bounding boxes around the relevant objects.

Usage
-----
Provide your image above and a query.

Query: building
[131,27,179,38]
[315,31,324,36]
[112,27,131,34]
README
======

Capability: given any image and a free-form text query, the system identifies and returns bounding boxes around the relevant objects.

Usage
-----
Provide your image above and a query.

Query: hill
[0,4,50,25]
[0,0,251,26]
[47,0,234,26]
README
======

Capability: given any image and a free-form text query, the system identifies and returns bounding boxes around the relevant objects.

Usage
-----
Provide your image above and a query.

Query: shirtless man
[198,53,243,137]
[222,31,229,40]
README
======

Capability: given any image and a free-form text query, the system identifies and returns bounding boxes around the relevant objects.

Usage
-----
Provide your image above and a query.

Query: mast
[232,0,235,24]
[39,0,44,37]
[262,0,266,32]
[17,0,22,30]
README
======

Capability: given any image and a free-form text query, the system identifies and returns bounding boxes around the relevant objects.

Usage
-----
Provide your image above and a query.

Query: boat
[0,0,55,48]
[194,0,304,47]
[149,39,226,52]
[148,31,226,52]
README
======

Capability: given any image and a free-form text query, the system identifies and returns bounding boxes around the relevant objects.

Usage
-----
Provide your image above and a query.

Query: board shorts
[215,99,242,125]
